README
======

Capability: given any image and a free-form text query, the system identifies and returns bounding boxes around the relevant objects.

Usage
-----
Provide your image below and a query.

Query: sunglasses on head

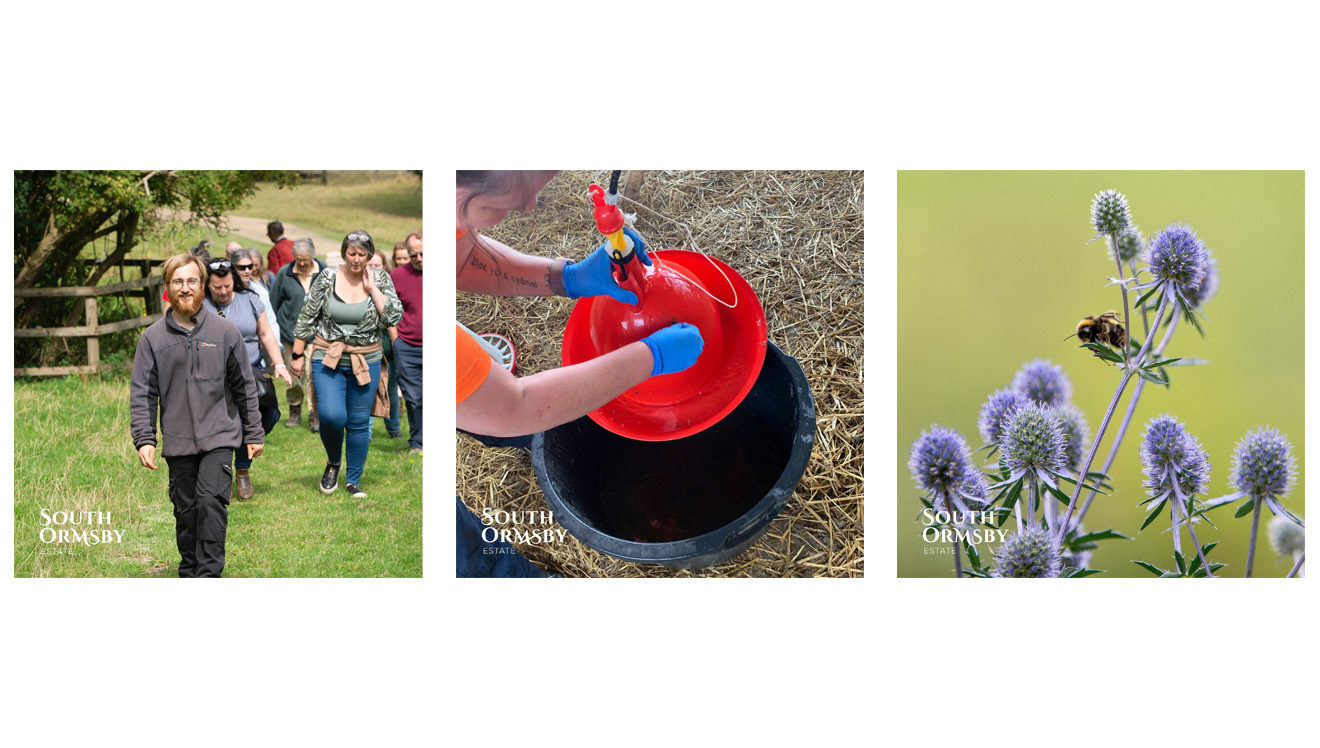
[207,259,231,271]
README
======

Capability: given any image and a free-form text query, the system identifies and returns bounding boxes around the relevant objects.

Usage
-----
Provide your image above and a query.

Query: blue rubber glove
[640,323,704,376]
[563,227,651,304]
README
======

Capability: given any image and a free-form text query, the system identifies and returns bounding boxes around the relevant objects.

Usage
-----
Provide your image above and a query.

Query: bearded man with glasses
[130,253,265,577]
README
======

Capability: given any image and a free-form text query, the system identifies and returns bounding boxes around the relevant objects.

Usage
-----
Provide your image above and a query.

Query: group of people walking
[131,224,424,577]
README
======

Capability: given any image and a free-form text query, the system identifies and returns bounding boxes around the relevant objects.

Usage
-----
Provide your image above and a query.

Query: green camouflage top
[292,265,403,346]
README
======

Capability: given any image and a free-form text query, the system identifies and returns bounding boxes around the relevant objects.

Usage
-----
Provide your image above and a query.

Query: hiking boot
[309,410,320,433]
[388,430,401,439]
[285,404,301,427]
[346,483,367,499]
[408,447,423,456]
[235,468,254,501]
[319,463,340,494]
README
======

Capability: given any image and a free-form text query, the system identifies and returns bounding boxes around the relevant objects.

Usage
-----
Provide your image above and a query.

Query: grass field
[14,374,422,578]
[235,171,423,247]
[121,171,423,263]
[898,171,1304,578]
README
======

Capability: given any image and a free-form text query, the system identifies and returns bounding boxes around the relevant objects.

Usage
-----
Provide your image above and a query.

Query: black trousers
[164,448,234,578]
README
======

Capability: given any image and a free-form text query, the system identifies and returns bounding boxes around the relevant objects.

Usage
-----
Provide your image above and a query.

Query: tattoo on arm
[468,254,541,290]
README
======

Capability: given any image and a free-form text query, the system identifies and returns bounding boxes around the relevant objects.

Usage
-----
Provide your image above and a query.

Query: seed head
[978,388,1028,446]
[1012,358,1072,408]
[909,426,974,497]
[1090,189,1132,235]
[1052,403,1090,473]
[1140,415,1209,499]
[1268,515,1305,558]
[1108,225,1145,264]
[999,403,1067,474]
[1231,427,1296,500]
[1182,250,1219,310]
[1147,223,1209,302]
[991,527,1063,578]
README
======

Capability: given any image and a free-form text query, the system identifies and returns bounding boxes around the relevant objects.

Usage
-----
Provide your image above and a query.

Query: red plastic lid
[562,250,767,441]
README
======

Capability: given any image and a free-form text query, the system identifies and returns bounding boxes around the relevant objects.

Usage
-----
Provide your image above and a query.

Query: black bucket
[531,341,815,569]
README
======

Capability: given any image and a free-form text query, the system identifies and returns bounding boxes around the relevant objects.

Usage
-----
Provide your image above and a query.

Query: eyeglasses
[169,278,202,290]
[234,264,254,271]
[409,251,423,258]
[207,259,232,271]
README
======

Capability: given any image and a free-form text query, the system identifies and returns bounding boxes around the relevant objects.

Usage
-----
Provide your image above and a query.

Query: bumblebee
[1068,311,1128,350]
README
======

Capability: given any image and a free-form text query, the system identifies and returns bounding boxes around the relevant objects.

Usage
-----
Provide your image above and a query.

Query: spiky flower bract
[999,403,1067,474]
[1108,225,1145,264]
[1182,250,1218,310]
[991,528,1063,578]
[1052,403,1090,473]
[1147,223,1209,303]
[1269,514,1305,558]
[1231,427,1296,500]
[1012,359,1072,408]
[1091,189,1132,235]
[1140,414,1210,500]
[959,469,991,506]
[909,426,974,497]
[978,388,1027,446]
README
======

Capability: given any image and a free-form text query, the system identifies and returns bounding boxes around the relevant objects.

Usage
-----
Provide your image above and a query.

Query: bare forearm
[459,342,653,437]
[457,234,563,297]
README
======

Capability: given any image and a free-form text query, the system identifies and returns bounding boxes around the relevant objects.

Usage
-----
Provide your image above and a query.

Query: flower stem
[1056,292,1171,542]
[1075,316,1181,528]
[1184,518,1215,578]
[1130,258,1150,340]
[1027,472,1039,529]
[1246,497,1263,578]
[1115,250,1132,368]
[1170,486,1183,558]
[1287,552,1305,578]
[953,541,964,578]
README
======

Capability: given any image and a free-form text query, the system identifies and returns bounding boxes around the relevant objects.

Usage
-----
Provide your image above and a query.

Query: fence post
[84,297,99,370]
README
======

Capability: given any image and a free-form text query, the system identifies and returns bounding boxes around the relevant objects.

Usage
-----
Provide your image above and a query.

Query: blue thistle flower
[978,388,1028,446]
[1108,225,1145,264]
[1269,514,1305,559]
[959,469,991,507]
[999,403,1067,475]
[1012,359,1072,407]
[1231,427,1296,500]
[991,527,1063,578]
[1090,189,1132,235]
[1052,403,1090,473]
[1181,249,1218,310]
[1147,223,1209,303]
[1140,414,1210,501]
[909,426,974,498]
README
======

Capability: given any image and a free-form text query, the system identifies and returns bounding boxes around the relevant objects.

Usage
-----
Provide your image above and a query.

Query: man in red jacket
[392,229,423,454]
[266,220,295,275]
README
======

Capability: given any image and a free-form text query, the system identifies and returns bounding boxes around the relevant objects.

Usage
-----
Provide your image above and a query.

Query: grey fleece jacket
[130,306,264,457]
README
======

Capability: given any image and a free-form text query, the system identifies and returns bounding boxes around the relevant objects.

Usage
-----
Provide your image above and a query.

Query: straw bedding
[456,170,864,577]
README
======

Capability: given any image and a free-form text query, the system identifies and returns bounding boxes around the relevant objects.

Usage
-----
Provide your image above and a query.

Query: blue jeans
[394,338,423,449]
[456,497,548,577]
[384,345,401,436]
[313,357,381,486]
[236,405,281,469]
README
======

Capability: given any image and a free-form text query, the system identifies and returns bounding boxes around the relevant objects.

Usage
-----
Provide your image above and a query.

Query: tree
[13,170,296,365]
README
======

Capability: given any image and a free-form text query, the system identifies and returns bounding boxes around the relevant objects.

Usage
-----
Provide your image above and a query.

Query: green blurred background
[897,171,1305,577]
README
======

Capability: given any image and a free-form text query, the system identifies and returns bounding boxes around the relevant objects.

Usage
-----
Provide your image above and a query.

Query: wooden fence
[14,267,165,377]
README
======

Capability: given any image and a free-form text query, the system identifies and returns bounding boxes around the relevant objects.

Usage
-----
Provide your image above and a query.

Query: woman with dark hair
[203,258,292,500]
[454,171,703,576]
[289,231,402,499]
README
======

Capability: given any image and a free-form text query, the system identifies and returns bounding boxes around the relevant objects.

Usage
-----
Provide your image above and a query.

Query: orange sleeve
[456,323,492,404]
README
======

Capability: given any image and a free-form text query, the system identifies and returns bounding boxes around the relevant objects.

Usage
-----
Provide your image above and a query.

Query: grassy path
[14,374,422,577]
